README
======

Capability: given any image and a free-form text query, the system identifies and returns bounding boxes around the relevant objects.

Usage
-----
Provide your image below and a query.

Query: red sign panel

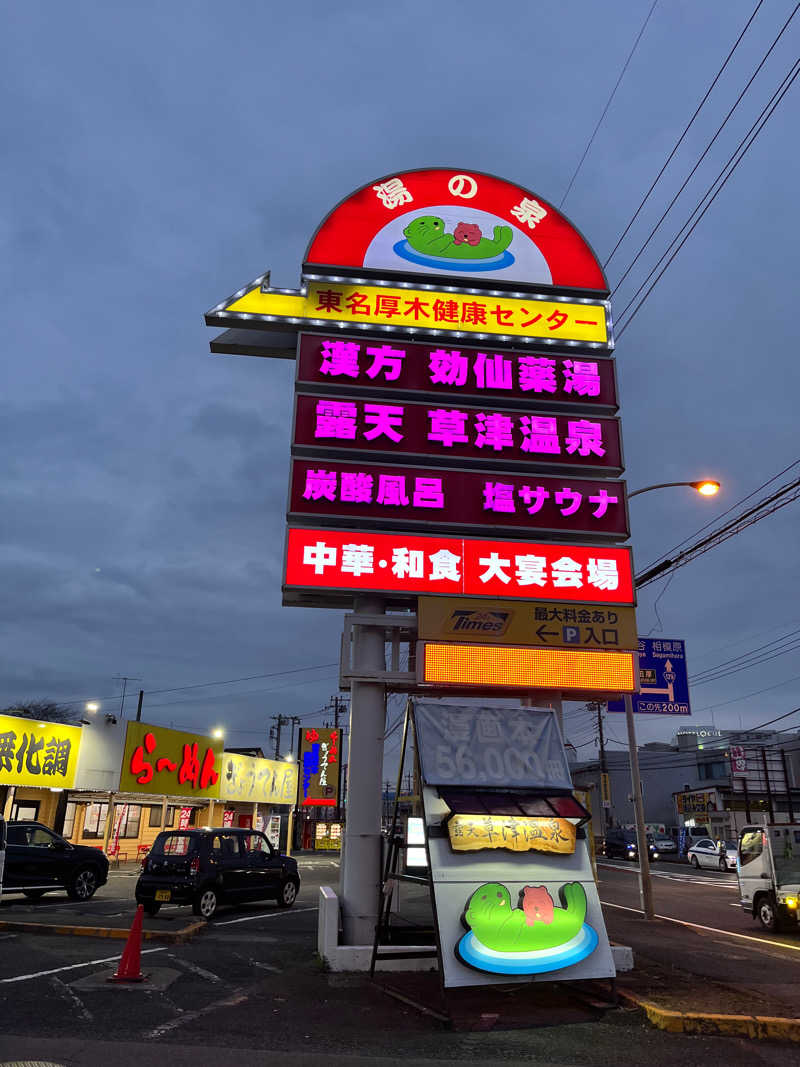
[290,459,628,539]
[293,394,623,475]
[285,528,635,604]
[304,168,607,292]
[296,334,617,411]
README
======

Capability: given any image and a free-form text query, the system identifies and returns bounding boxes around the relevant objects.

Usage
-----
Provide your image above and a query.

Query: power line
[636,473,800,588]
[690,627,800,684]
[559,0,658,209]
[641,459,799,572]
[693,673,800,715]
[616,56,800,338]
[604,0,765,267]
[610,2,796,291]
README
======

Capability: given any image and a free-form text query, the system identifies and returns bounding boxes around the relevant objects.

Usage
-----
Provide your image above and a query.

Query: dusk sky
[3,2,798,766]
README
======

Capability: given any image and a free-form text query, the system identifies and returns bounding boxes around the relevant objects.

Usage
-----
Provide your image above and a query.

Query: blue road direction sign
[608,638,690,716]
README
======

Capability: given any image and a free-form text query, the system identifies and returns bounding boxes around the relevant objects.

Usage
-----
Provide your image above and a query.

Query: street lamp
[211,727,224,740]
[625,477,721,920]
[628,479,720,499]
[85,702,100,713]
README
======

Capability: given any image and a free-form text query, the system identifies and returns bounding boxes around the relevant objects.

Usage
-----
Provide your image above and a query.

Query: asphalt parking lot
[0,855,796,1066]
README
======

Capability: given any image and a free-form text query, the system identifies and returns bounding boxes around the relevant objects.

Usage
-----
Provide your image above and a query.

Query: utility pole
[624,693,654,920]
[113,675,141,720]
[270,714,290,760]
[594,701,609,833]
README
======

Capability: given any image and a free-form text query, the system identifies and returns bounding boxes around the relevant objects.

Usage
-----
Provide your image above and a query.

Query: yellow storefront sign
[211,281,610,346]
[219,751,298,807]
[448,814,576,855]
[0,712,82,790]
[119,721,224,800]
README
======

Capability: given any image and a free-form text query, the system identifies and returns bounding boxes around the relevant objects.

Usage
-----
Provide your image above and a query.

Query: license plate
[155,890,171,902]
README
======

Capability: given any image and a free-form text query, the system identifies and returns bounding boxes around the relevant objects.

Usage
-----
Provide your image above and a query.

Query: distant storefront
[2,716,299,859]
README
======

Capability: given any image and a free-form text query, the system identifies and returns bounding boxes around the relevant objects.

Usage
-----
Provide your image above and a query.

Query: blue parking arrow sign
[608,638,691,716]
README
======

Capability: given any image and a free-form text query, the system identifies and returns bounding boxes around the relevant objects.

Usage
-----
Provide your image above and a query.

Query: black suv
[603,828,658,862]
[135,827,300,920]
[2,821,109,901]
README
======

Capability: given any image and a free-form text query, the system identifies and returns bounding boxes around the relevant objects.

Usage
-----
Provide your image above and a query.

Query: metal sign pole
[624,694,654,919]
[340,595,386,945]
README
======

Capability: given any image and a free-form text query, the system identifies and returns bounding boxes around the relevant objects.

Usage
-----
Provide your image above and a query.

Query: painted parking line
[0,947,168,984]
[598,862,735,889]
[213,906,318,927]
[600,899,800,953]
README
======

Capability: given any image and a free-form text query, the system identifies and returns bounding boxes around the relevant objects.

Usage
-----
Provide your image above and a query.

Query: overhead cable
[604,0,765,266]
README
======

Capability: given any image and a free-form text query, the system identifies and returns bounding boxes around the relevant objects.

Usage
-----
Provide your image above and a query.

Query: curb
[619,989,800,1043]
[0,918,205,944]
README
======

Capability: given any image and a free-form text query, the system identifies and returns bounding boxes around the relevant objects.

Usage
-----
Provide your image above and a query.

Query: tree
[1,700,79,725]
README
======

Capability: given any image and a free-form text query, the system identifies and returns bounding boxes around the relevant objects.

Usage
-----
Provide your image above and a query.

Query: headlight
[785,897,797,908]
[653,852,659,859]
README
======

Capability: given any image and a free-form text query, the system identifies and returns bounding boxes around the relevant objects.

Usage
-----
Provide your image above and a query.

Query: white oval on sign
[448,174,477,199]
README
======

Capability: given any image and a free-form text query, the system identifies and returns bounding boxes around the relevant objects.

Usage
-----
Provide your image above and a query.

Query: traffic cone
[108,904,147,982]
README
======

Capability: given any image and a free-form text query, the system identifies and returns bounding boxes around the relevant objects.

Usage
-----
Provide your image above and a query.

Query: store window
[148,806,163,828]
[698,761,727,781]
[11,801,39,821]
[63,802,77,839]
[83,802,109,839]
[166,806,177,827]
[116,806,142,839]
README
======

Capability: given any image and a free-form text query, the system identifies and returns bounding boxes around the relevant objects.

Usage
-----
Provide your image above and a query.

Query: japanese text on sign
[291,460,627,537]
[299,727,341,807]
[120,722,224,800]
[0,713,81,789]
[294,395,623,472]
[219,283,610,346]
[220,752,299,806]
[296,335,618,409]
[285,528,635,604]
[447,815,576,855]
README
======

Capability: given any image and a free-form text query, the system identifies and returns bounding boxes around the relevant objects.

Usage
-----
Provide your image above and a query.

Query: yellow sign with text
[119,721,224,800]
[219,752,298,807]
[0,713,82,790]
[214,281,610,346]
[418,598,638,651]
[448,815,576,855]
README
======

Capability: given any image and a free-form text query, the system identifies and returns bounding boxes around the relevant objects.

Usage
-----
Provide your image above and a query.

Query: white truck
[736,823,800,932]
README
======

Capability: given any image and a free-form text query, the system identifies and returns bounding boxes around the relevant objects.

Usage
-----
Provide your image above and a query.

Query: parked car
[135,827,300,920]
[687,837,738,871]
[650,834,677,855]
[1,821,109,901]
[603,828,659,862]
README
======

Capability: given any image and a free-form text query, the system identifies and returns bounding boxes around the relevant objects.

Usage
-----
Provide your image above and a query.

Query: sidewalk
[604,907,800,1028]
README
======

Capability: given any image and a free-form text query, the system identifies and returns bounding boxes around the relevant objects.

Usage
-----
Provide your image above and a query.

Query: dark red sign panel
[293,394,623,474]
[296,333,617,411]
[285,528,635,604]
[290,459,628,539]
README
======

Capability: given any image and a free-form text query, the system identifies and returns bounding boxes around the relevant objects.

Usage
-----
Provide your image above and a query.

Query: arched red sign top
[304,168,608,295]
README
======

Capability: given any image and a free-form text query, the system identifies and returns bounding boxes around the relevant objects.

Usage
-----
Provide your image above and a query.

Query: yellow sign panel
[215,281,610,346]
[418,598,638,651]
[448,815,576,855]
[421,642,637,693]
[219,752,298,807]
[119,721,224,800]
[0,713,82,789]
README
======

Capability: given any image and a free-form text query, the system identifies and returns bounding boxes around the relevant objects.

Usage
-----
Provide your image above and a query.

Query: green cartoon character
[462,881,587,952]
[403,215,513,260]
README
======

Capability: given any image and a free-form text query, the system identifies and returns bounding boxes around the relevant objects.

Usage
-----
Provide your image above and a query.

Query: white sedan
[687,837,738,871]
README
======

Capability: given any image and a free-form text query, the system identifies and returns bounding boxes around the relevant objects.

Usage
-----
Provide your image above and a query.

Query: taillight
[190,856,200,875]
[140,858,147,873]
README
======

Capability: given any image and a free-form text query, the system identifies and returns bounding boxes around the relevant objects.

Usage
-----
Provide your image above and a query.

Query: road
[0,855,795,1066]
[597,858,800,1014]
